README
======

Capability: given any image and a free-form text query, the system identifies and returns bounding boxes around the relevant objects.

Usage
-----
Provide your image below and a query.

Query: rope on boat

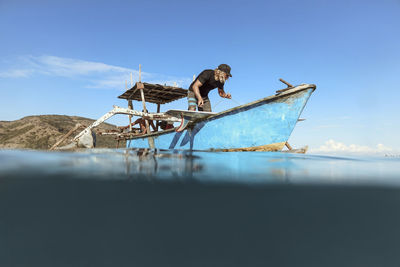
[213,97,242,110]
[212,99,224,109]
[230,98,242,106]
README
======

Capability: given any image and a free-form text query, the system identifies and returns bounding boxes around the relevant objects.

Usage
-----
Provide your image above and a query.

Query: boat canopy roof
[118,82,188,104]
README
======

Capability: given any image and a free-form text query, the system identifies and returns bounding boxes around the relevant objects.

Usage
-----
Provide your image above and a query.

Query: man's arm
[192,80,204,107]
[218,88,231,99]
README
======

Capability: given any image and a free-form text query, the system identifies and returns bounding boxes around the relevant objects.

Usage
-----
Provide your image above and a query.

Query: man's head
[160,121,167,130]
[217,64,232,78]
[160,121,173,130]
[214,64,232,83]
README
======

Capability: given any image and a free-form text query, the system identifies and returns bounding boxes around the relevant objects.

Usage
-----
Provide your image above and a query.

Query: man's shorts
[187,91,211,112]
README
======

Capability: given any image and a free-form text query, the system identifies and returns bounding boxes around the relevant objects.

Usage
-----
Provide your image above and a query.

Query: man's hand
[192,80,204,108]
[197,97,204,107]
[219,88,231,99]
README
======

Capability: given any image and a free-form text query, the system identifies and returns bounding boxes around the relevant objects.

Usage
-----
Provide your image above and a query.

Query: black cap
[218,64,232,77]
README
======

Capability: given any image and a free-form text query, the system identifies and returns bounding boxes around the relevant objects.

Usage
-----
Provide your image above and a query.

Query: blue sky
[1,0,399,154]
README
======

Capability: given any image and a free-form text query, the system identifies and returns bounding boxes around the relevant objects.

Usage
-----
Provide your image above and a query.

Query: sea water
[1,149,399,185]
[1,149,400,266]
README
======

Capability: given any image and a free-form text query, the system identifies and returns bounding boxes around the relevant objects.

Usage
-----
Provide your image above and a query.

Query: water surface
[1,149,399,185]
[1,149,400,267]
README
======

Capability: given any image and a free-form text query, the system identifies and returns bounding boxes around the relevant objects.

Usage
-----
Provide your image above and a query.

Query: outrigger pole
[52,106,181,149]
[74,107,180,142]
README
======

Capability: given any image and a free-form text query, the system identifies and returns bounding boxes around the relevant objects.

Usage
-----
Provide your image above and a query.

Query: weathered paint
[127,85,315,151]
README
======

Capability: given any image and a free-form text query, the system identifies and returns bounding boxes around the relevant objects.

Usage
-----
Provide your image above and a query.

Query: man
[188,64,232,112]
[119,117,156,134]
[133,117,156,134]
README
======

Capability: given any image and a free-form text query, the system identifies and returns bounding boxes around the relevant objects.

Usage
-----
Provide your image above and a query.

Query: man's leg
[199,97,211,112]
[187,91,197,111]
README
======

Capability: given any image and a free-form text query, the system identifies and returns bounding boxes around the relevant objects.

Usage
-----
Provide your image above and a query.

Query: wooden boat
[123,83,316,152]
[56,71,315,152]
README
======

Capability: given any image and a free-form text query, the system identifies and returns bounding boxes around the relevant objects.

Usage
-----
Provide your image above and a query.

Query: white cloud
[29,55,132,76]
[310,139,394,155]
[86,74,130,90]
[0,55,192,90]
[0,69,34,78]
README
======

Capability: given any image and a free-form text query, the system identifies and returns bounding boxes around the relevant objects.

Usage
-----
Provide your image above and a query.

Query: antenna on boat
[137,64,151,137]
[139,64,142,82]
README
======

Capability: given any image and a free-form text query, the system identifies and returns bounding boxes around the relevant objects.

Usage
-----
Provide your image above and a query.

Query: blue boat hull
[127,84,316,151]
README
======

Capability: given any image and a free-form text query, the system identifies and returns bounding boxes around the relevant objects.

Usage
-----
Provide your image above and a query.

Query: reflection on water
[2,149,400,266]
[0,149,399,186]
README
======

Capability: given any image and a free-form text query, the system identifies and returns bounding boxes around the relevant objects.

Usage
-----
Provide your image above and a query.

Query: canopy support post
[137,82,150,134]
[127,78,133,132]
[156,103,160,131]
[138,65,155,148]
[137,65,151,135]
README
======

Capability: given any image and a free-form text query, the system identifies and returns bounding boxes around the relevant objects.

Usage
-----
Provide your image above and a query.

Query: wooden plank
[285,142,293,150]
[279,78,293,88]
[50,123,83,150]
[127,88,139,100]
[282,146,308,154]
[165,109,215,120]
[118,82,188,103]
[119,91,186,103]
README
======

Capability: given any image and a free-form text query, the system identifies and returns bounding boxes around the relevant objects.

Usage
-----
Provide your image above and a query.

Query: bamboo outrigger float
[54,66,315,153]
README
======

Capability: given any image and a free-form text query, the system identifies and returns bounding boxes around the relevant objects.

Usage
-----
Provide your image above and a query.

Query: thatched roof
[118,82,188,104]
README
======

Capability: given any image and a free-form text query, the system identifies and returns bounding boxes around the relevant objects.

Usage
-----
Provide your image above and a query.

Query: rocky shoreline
[0,115,125,149]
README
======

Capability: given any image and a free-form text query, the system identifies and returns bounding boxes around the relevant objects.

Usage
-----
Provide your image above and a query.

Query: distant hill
[0,115,126,149]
